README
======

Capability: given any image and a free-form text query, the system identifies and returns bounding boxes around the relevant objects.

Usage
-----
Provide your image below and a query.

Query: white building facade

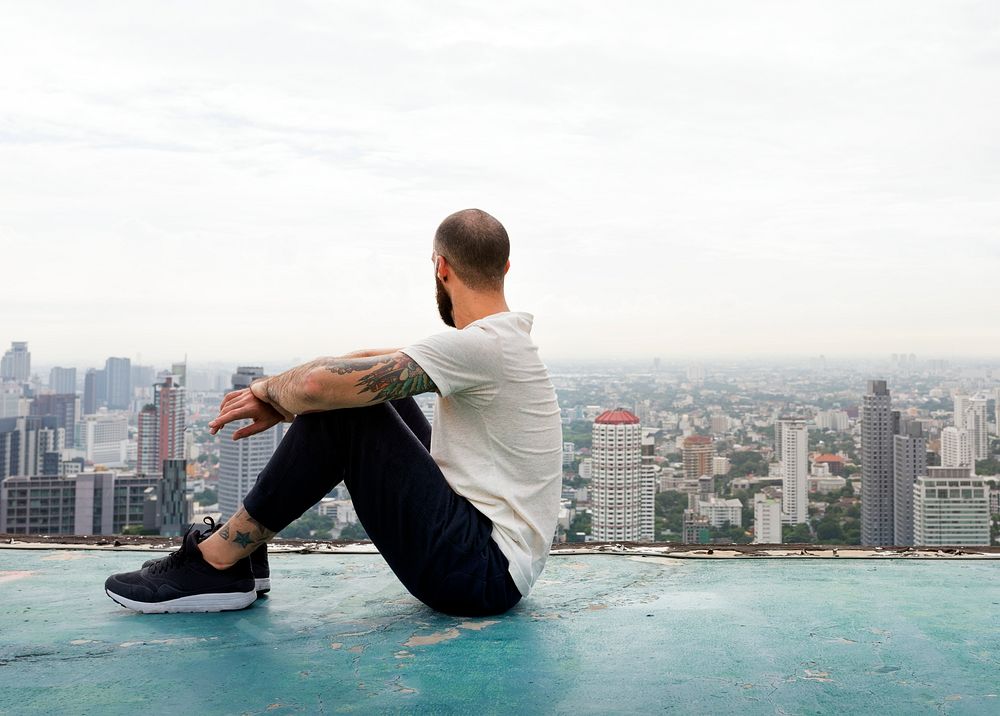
[590,409,654,542]
[753,492,783,544]
[913,467,990,546]
[940,426,972,468]
[778,419,808,524]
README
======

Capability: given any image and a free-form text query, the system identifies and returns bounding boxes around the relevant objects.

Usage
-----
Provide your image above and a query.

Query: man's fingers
[219,389,248,413]
[232,417,278,441]
[210,404,258,433]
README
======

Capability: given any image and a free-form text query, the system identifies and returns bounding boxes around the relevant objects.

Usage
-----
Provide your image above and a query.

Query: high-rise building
[0,342,30,382]
[814,410,850,432]
[171,361,187,388]
[941,426,972,468]
[640,434,657,541]
[913,467,990,546]
[30,393,79,448]
[154,375,186,465]
[49,367,77,395]
[861,380,895,546]
[136,404,159,474]
[159,459,190,537]
[104,357,132,411]
[778,419,808,524]
[682,435,714,479]
[0,383,30,419]
[753,492,782,543]
[83,368,106,415]
[218,367,286,520]
[590,408,652,542]
[953,394,989,462]
[892,421,927,546]
[0,416,63,480]
[80,413,128,466]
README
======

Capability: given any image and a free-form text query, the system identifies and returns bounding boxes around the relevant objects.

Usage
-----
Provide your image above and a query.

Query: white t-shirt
[401,311,563,596]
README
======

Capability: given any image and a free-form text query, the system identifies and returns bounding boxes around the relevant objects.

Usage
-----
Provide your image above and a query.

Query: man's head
[432,208,510,327]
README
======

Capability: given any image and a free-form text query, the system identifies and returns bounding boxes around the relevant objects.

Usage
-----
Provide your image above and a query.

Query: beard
[436,276,456,327]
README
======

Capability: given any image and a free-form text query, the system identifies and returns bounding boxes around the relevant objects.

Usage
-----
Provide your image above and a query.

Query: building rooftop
[594,408,639,425]
[2,542,998,714]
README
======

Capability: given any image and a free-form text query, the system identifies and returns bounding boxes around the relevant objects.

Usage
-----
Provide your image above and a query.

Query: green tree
[655,491,687,538]
[194,488,217,505]
[279,511,335,539]
[783,523,812,543]
[814,517,843,543]
[569,511,592,540]
[729,452,767,477]
[975,458,1000,475]
[339,522,369,541]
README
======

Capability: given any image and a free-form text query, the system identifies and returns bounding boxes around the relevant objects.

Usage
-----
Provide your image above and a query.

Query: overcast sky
[2,1,999,369]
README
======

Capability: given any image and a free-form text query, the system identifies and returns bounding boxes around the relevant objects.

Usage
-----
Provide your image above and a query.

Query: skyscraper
[1,342,30,382]
[640,434,657,542]
[0,416,63,480]
[941,426,972,468]
[861,380,895,546]
[136,404,159,474]
[778,419,808,524]
[83,368,106,415]
[590,408,652,542]
[682,435,714,479]
[30,393,79,448]
[154,375,185,466]
[892,421,927,546]
[104,357,132,411]
[953,394,989,462]
[217,367,286,520]
[48,367,77,395]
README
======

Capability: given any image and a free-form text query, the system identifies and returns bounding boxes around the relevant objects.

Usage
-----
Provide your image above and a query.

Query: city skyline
[3,2,999,362]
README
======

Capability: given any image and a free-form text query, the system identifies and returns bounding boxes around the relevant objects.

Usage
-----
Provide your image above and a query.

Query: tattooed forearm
[352,355,437,403]
[260,352,436,413]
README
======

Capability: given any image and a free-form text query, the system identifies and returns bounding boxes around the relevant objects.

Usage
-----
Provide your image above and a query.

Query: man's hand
[209,388,287,440]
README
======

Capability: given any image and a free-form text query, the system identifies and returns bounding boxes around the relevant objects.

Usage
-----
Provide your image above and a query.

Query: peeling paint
[404,628,461,647]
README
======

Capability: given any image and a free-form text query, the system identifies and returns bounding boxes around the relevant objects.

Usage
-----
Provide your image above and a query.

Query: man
[104,209,563,617]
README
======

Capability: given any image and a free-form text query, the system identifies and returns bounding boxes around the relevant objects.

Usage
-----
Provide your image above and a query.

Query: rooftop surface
[2,548,998,715]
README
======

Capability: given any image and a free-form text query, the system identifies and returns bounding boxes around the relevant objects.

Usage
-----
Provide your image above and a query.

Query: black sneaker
[142,519,271,596]
[105,526,256,613]
[251,542,270,595]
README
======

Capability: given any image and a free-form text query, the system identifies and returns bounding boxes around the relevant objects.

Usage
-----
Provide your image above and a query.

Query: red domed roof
[595,408,640,425]
[683,435,713,445]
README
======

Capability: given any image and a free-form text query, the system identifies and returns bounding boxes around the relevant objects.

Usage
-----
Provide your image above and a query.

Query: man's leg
[202,399,519,616]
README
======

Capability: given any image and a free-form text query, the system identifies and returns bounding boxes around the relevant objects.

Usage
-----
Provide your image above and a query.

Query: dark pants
[242,398,522,617]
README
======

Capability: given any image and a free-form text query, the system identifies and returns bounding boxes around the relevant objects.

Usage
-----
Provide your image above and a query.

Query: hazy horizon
[3,2,999,364]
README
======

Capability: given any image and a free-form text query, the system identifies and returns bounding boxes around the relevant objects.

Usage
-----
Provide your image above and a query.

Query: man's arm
[251,351,437,416]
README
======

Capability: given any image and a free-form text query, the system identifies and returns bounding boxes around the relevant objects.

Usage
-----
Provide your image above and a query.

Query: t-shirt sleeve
[400,327,502,403]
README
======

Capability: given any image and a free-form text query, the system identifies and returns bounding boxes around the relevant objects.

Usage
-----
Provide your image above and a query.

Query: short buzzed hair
[434,209,510,291]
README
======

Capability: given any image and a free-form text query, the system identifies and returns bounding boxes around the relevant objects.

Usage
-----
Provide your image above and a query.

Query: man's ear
[503,260,511,276]
[437,255,450,282]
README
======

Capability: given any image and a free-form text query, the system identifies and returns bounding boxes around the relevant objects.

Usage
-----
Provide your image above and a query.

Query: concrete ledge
[2,533,998,558]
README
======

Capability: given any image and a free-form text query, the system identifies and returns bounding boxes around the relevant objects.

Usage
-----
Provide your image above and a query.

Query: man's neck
[452,292,510,329]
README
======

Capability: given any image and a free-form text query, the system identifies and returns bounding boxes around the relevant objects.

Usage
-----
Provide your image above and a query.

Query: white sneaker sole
[255,577,271,594]
[106,588,257,614]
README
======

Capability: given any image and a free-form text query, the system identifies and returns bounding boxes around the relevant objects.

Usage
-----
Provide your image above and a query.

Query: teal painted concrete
[1,550,998,715]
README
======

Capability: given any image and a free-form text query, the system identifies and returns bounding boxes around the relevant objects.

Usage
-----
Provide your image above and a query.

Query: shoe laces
[147,516,219,576]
